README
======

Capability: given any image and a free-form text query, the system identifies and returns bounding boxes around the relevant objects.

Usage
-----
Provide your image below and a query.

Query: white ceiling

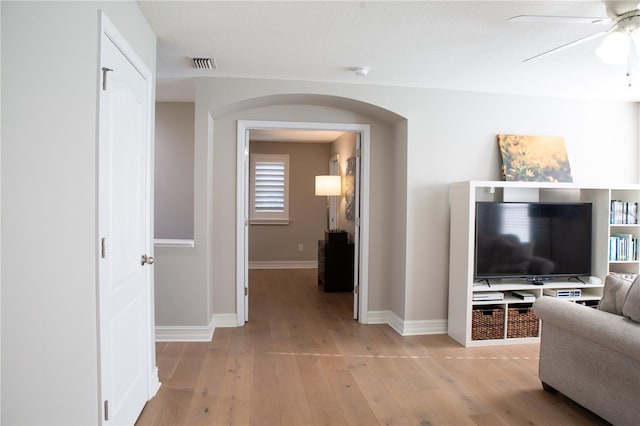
[138,1,640,102]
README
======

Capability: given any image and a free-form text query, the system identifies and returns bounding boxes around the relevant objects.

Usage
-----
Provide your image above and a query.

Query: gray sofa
[533,274,640,426]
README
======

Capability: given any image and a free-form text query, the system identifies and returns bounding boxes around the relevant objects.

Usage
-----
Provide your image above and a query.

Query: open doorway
[236,120,371,325]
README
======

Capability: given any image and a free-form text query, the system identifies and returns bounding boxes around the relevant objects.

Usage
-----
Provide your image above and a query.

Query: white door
[98,22,153,425]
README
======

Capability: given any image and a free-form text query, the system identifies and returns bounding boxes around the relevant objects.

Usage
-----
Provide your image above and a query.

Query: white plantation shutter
[250,154,289,223]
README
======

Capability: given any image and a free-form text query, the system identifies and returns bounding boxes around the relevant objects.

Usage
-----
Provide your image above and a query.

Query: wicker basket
[506,304,539,338]
[471,305,505,340]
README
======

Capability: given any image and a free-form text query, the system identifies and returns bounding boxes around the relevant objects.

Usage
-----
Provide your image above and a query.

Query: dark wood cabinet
[318,231,354,292]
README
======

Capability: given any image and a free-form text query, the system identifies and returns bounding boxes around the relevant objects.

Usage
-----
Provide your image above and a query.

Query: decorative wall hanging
[497,134,573,183]
[345,157,356,220]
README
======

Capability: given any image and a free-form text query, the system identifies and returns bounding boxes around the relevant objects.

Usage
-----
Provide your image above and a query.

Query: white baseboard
[249,260,317,269]
[149,366,161,398]
[213,313,239,328]
[367,310,392,324]
[400,318,448,336]
[367,310,447,337]
[155,314,240,342]
[155,316,215,342]
[155,310,446,341]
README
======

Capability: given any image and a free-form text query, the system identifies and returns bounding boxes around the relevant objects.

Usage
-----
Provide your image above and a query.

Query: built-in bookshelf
[608,189,640,280]
[448,181,640,347]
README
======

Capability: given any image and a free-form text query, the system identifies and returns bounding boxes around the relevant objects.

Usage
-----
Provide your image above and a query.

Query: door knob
[141,254,155,266]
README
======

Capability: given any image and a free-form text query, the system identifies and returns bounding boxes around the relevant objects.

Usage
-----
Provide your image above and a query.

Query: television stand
[447,180,621,347]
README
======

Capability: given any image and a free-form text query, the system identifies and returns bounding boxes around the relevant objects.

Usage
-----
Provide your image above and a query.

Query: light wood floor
[136,269,607,426]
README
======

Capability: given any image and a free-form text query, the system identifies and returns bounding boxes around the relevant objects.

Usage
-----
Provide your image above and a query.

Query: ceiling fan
[509,2,640,65]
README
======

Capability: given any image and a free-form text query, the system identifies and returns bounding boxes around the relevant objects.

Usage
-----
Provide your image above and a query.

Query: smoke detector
[191,57,217,70]
[353,67,370,77]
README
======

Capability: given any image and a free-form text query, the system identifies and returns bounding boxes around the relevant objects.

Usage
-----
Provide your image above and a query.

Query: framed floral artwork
[497,134,573,183]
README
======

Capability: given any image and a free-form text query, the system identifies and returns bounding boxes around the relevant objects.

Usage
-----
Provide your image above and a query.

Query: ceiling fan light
[595,31,629,64]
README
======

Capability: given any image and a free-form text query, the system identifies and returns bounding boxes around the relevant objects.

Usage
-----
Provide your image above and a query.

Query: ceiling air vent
[191,57,217,70]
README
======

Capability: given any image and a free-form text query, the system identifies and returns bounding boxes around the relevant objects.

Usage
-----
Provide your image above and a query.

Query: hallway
[136,269,605,425]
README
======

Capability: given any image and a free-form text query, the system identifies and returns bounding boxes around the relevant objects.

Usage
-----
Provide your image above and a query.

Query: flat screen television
[474,202,592,283]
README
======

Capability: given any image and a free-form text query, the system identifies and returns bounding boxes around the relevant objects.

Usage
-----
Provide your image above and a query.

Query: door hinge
[354,285,359,295]
[356,147,361,158]
[244,287,248,296]
[102,67,113,91]
[104,400,109,421]
[355,217,361,227]
[101,238,106,259]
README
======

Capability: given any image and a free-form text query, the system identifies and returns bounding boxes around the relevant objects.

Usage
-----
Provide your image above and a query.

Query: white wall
[1,2,155,424]
[403,91,638,321]
[153,77,637,331]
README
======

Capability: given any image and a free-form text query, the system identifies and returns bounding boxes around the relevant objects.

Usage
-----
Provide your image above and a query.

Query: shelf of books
[608,190,640,281]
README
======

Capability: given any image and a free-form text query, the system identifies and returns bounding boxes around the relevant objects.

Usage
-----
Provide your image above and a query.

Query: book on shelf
[610,200,639,225]
[609,233,638,261]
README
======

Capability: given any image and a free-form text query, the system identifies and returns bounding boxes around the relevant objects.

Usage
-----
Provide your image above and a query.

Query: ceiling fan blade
[508,15,611,25]
[523,29,612,62]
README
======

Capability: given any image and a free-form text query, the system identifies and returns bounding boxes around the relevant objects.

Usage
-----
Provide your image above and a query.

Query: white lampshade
[595,31,629,64]
[315,175,342,196]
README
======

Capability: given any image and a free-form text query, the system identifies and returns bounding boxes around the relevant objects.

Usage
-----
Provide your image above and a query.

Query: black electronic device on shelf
[474,202,592,284]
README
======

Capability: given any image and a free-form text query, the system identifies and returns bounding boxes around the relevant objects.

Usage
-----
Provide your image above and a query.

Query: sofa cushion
[623,278,640,323]
[599,274,633,315]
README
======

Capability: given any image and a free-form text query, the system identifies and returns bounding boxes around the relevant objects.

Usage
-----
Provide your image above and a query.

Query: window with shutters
[250,154,290,224]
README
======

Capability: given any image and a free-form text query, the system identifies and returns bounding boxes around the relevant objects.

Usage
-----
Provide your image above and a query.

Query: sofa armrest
[533,296,640,362]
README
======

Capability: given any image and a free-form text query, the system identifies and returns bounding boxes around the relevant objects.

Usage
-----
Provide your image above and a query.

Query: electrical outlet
[298,243,304,252]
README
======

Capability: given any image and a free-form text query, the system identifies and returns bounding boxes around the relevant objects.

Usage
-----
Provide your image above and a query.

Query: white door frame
[97,12,159,418]
[236,120,370,325]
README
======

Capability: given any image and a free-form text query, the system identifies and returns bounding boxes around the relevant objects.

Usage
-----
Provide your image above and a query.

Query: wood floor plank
[322,364,381,426]
[138,269,609,426]
[182,342,232,425]
[274,354,314,425]
[214,354,253,426]
[248,353,281,426]
[344,355,411,425]
[297,355,347,426]
[156,341,187,381]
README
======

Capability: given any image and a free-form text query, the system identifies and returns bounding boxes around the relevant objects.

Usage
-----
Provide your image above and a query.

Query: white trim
[366,310,392,324]
[249,261,317,269]
[212,313,240,328]
[154,314,241,342]
[368,311,448,336]
[154,239,194,248]
[387,312,405,335]
[149,367,161,398]
[155,316,216,342]
[401,319,448,336]
[237,120,371,326]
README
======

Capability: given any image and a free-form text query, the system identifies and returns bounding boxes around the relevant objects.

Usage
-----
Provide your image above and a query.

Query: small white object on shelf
[473,291,504,301]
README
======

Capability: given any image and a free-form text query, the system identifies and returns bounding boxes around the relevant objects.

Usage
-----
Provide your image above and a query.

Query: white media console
[448,180,640,347]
